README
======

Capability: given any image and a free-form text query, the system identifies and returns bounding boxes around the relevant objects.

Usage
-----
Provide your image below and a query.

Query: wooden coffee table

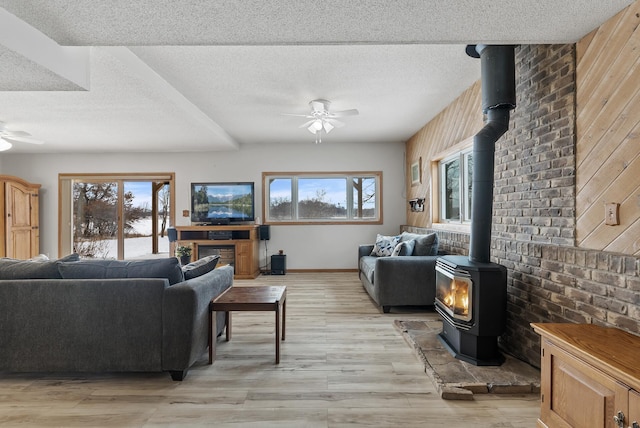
[209,285,286,364]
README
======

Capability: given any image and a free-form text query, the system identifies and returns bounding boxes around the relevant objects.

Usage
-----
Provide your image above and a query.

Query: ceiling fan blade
[299,119,316,129]
[1,135,44,145]
[282,113,313,118]
[326,118,345,128]
[1,129,32,138]
[328,108,359,117]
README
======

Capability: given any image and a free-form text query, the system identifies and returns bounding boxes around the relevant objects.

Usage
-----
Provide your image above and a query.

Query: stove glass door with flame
[435,265,473,322]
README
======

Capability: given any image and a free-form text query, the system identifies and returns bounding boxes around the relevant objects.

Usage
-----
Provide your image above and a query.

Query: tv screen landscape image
[191,182,255,224]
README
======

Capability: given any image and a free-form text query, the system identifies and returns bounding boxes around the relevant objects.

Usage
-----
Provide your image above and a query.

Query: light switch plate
[605,202,620,226]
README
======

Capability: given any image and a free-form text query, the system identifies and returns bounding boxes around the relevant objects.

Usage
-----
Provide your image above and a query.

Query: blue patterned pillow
[370,234,400,257]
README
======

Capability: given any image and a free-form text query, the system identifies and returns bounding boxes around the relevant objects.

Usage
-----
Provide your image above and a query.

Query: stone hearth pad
[393,319,541,400]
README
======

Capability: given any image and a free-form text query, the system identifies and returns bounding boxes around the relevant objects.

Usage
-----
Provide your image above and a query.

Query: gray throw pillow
[400,232,438,256]
[182,255,220,280]
[391,240,415,257]
[0,253,80,279]
[57,257,184,285]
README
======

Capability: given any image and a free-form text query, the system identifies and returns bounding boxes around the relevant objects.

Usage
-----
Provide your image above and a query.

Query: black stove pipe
[466,45,516,263]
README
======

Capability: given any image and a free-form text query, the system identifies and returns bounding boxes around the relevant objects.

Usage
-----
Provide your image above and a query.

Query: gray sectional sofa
[0,254,232,381]
[358,231,440,313]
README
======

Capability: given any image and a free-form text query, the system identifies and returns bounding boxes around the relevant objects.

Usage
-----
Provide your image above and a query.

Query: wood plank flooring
[0,272,540,427]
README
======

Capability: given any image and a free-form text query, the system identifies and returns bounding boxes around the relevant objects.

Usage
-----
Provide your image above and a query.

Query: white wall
[1,142,407,269]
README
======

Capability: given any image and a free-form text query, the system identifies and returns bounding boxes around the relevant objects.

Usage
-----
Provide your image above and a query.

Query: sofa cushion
[57,257,184,285]
[182,255,220,280]
[370,234,400,257]
[400,232,438,256]
[391,239,415,257]
[0,253,80,279]
[359,256,376,284]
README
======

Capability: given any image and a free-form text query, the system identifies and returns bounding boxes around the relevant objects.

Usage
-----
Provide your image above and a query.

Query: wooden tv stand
[174,225,260,279]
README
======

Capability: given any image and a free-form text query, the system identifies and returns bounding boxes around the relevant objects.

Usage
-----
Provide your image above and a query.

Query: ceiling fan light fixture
[323,121,334,134]
[0,138,13,151]
[285,99,358,144]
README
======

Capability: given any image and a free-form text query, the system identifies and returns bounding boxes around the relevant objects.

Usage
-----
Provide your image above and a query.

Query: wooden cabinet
[174,225,260,279]
[0,175,40,259]
[532,323,640,428]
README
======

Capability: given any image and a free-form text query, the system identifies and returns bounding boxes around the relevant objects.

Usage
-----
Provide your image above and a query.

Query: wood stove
[435,44,515,366]
[435,255,506,365]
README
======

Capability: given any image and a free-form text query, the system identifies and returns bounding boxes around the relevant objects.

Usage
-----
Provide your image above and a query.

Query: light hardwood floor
[0,272,540,427]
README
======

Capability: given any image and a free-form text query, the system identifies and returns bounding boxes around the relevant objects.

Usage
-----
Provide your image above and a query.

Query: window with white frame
[263,172,382,224]
[439,149,473,223]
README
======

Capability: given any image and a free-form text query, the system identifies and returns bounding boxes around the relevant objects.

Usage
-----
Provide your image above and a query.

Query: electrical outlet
[605,202,619,226]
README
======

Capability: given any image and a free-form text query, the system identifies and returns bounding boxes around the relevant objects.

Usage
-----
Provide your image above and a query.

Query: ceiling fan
[0,121,44,151]
[285,99,359,143]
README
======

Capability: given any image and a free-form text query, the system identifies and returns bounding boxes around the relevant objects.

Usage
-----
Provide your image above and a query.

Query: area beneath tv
[173,224,260,279]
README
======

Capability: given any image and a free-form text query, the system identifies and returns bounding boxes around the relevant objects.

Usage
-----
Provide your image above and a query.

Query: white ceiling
[0,0,635,153]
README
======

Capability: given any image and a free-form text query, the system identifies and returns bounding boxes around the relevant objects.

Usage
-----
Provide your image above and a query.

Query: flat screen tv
[190,182,255,224]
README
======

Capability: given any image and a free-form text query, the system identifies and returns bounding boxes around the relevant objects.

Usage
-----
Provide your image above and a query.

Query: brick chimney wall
[404,43,640,368]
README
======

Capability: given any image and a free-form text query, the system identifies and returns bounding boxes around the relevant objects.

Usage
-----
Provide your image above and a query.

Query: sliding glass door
[59,173,174,260]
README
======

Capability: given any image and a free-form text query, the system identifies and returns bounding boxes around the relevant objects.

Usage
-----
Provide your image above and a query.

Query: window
[439,149,473,223]
[263,172,381,224]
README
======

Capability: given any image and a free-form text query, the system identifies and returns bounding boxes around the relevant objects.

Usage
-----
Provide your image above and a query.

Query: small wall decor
[411,157,422,186]
[409,198,425,212]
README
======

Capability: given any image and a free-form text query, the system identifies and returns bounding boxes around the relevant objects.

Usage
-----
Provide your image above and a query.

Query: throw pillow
[57,257,184,285]
[400,232,439,256]
[370,234,400,257]
[0,253,80,280]
[182,255,220,280]
[391,239,415,257]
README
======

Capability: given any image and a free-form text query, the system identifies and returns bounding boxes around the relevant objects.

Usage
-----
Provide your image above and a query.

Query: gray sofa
[358,231,440,313]
[0,254,233,381]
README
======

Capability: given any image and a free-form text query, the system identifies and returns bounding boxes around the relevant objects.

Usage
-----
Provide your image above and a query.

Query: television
[190,182,255,224]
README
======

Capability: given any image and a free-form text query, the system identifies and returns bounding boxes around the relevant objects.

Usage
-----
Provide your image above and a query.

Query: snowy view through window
[73,181,170,259]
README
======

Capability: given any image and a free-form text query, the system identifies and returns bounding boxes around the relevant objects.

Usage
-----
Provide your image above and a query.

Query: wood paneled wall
[405,81,482,228]
[576,2,640,256]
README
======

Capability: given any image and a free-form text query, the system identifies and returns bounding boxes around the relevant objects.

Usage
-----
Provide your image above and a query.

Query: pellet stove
[435,44,515,366]
[435,256,507,365]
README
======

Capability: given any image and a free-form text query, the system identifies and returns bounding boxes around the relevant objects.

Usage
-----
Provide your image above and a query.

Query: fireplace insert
[435,255,507,365]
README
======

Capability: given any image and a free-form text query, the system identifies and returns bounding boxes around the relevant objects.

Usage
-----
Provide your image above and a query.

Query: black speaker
[271,254,286,275]
[259,224,270,240]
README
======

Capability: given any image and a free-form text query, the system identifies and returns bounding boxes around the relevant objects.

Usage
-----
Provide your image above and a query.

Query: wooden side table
[209,285,287,364]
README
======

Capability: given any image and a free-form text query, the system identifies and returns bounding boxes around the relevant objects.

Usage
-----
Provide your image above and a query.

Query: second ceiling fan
[0,121,44,151]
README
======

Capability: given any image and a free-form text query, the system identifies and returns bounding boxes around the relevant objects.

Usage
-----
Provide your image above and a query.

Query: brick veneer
[404,44,640,368]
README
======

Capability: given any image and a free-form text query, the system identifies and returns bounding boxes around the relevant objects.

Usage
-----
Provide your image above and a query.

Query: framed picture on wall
[411,158,422,186]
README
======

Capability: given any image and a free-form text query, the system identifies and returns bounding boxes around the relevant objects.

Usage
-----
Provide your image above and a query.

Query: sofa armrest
[374,256,439,305]
[358,244,374,265]
[162,265,233,371]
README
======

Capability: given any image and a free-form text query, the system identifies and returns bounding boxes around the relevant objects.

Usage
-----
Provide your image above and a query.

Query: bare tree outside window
[265,173,381,223]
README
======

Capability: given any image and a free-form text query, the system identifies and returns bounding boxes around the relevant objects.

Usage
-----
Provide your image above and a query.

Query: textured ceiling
[0,0,635,153]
